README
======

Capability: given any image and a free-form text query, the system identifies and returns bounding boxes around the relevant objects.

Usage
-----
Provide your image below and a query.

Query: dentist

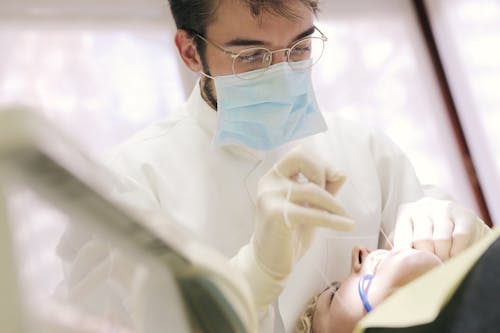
[102,1,490,331]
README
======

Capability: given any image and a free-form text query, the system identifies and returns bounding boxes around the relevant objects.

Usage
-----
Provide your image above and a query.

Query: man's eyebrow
[224,38,266,47]
[292,26,316,43]
[224,26,316,48]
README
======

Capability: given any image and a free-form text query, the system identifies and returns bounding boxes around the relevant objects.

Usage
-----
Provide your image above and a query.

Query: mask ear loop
[200,71,215,80]
[358,274,374,313]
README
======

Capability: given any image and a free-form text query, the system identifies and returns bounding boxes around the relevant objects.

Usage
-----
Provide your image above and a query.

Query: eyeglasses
[192,26,327,80]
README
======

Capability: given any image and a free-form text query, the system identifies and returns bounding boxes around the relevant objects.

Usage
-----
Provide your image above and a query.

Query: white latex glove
[393,197,491,261]
[231,148,355,311]
[254,148,355,278]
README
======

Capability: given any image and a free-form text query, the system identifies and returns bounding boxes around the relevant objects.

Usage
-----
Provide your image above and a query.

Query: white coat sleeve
[58,164,265,332]
[57,238,192,333]
[103,156,280,332]
[55,168,193,333]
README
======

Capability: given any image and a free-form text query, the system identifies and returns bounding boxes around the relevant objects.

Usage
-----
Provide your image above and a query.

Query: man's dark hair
[168,0,320,51]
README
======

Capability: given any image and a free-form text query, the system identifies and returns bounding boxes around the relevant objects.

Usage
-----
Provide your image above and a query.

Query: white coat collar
[187,81,267,162]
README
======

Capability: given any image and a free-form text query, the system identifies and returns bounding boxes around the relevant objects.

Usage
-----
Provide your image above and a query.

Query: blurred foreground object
[0,106,256,333]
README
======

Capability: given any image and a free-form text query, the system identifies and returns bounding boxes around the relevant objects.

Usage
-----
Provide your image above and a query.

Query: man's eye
[237,51,266,64]
[292,46,311,54]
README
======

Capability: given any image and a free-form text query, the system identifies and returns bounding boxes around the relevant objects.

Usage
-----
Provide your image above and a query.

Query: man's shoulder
[105,111,201,164]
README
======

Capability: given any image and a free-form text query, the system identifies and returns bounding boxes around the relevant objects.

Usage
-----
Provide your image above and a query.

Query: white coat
[60,82,424,333]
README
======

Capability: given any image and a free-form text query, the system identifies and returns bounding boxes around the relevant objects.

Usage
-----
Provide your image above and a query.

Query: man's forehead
[207,0,314,43]
[212,0,313,26]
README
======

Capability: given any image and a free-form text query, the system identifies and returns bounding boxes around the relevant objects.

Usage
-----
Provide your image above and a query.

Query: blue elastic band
[358,274,374,313]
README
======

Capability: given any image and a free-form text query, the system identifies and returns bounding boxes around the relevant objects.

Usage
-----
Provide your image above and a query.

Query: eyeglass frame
[189,25,328,79]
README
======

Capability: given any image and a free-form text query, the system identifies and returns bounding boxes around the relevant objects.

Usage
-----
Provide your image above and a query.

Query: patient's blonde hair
[295,294,319,333]
[295,282,341,333]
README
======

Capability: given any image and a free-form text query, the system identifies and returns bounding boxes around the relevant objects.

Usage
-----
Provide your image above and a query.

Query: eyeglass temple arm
[189,31,239,59]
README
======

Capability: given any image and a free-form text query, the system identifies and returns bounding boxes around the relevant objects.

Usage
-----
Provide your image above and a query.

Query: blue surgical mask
[208,60,327,151]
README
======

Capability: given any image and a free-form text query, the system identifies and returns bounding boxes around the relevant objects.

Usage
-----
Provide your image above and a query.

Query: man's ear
[174,29,203,72]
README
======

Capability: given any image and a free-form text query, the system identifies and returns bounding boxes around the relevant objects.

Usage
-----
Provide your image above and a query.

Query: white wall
[313,0,480,216]
[1,0,491,219]
[426,0,500,226]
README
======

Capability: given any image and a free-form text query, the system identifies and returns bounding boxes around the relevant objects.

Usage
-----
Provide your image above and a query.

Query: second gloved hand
[393,197,491,261]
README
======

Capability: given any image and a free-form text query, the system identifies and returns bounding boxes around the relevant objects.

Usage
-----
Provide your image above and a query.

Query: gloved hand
[253,149,355,279]
[393,197,491,261]
[231,148,355,311]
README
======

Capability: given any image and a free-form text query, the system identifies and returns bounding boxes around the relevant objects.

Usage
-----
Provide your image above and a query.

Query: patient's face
[312,247,442,333]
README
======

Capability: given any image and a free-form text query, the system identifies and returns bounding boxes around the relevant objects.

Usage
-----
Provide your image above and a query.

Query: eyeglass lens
[233,36,325,78]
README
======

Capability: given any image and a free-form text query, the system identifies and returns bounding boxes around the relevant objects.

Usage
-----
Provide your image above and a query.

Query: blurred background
[1,0,498,223]
[0,0,499,331]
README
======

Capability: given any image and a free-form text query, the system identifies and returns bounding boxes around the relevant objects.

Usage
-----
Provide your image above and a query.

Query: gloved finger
[325,168,346,196]
[434,240,451,261]
[273,149,326,187]
[288,182,347,216]
[286,204,355,231]
[432,217,454,260]
[411,214,435,254]
[450,207,476,235]
[449,214,476,257]
[449,234,471,257]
